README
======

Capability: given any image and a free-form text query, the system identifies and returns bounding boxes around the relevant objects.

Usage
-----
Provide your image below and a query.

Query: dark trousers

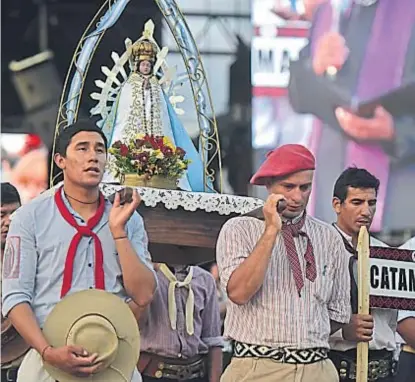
[338,376,394,382]
[329,349,395,382]
[1,367,19,382]
[395,351,415,382]
[223,351,232,371]
[143,376,208,382]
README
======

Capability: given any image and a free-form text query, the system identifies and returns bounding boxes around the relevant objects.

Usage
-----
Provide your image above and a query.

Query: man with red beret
[217,144,351,382]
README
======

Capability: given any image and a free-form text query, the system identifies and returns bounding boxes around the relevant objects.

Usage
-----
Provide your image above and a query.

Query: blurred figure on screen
[19,134,43,156]
[303,0,326,20]
[288,0,415,232]
[10,149,48,203]
[271,0,325,21]
[1,159,12,184]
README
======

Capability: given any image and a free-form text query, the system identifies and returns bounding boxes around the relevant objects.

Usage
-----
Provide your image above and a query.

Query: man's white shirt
[329,227,398,352]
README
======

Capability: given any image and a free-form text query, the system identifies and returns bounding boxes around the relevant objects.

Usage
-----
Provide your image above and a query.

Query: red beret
[250,144,315,185]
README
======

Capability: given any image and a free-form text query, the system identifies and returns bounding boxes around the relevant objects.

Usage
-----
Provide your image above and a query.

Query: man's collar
[282,211,305,225]
[60,187,78,218]
[333,223,353,245]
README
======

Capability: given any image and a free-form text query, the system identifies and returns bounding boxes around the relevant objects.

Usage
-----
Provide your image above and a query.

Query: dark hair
[1,183,21,206]
[54,120,108,157]
[333,167,380,202]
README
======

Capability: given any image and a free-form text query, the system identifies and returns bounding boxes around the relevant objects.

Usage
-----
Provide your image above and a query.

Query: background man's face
[1,202,20,248]
[333,187,377,236]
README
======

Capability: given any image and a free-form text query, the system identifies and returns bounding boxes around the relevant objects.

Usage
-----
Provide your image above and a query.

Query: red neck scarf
[281,213,316,296]
[54,187,106,298]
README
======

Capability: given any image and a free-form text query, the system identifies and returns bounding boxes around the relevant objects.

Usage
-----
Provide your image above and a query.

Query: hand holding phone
[277,199,287,214]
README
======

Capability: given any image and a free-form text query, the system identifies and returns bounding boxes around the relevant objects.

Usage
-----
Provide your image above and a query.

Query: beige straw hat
[42,289,140,382]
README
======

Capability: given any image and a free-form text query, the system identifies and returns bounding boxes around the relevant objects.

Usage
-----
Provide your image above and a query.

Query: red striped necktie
[54,187,106,298]
[281,214,317,296]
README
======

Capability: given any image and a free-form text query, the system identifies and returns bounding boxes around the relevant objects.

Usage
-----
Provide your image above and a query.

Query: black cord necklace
[64,192,99,205]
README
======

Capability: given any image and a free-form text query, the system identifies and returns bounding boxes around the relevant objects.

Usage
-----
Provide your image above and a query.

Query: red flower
[161,146,174,157]
[155,136,164,148]
[120,144,129,156]
[176,147,186,158]
[136,152,149,163]
[148,136,157,148]
[148,135,164,149]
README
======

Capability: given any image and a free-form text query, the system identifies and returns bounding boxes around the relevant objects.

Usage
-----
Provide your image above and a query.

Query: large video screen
[251,0,311,188]
[250,0,415,232]
[252,0,310,153]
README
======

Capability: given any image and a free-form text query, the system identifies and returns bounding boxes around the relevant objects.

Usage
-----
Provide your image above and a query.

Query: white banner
[369,258,415,300]
[252,36,307,88]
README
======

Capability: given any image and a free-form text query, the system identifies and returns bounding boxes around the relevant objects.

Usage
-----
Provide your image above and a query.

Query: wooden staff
[356,226,370,382]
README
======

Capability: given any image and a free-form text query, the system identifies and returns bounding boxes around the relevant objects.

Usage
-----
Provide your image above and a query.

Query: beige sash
[159,264,194,336]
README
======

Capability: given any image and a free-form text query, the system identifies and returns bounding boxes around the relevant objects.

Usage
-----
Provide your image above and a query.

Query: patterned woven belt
[233,341,328,364]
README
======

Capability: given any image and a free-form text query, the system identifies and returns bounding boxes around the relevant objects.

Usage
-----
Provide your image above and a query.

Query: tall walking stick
[356,226,370,382]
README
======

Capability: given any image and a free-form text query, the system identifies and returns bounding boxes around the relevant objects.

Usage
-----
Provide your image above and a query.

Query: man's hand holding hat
[42,289,140,382]
[42,344,103,378]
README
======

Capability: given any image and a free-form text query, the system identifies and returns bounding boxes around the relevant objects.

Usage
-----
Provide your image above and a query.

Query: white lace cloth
[39,182,264,216]
[100,183,264,215]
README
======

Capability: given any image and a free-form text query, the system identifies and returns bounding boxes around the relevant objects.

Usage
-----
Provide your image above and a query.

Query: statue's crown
[132,40,157,62]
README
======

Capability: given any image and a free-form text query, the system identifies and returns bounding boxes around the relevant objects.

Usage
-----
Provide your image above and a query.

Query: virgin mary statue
[98,24,207,192]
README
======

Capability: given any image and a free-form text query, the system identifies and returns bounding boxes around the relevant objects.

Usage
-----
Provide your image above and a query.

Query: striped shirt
[216,215,351,350]
[140,266,223,358]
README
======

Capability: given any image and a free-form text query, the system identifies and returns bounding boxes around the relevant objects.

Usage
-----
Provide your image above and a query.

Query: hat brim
[249,160,276,186]
[42,289,140,382]
[1,334,31,365]
[249,174,267,186]
[250,167,316,186]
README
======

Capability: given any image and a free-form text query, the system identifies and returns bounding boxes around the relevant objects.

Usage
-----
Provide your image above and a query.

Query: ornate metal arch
[50,0,222,192]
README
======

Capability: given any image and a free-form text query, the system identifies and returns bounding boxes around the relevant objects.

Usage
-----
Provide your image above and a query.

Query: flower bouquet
[108,134,191,189]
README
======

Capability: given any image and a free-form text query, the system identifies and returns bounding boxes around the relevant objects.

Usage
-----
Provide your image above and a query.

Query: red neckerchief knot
[54,187,106,298]
[281,213,317,295]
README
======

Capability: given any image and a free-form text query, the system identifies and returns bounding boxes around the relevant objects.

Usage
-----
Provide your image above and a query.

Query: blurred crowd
[1,134,48,204]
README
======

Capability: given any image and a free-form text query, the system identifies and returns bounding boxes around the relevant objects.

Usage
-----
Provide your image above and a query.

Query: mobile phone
[108,187,134,205]
[277,199,287,213]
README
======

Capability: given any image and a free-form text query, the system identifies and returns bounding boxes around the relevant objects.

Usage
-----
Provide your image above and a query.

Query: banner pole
[356,226,370,382]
